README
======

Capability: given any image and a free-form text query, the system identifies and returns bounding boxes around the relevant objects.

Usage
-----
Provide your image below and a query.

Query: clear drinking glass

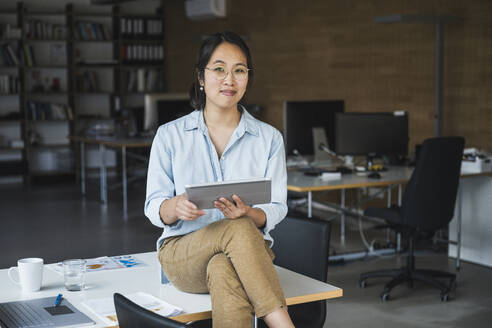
[63,259,86,291]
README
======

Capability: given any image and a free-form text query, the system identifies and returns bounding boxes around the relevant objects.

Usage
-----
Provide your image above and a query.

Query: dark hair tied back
[189,31,253,110]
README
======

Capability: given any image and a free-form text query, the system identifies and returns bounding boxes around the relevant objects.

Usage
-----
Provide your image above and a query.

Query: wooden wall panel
[163,0,492,153]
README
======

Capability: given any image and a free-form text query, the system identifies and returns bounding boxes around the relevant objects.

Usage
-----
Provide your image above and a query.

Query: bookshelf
[0,1,165,184]
[0,4,25,183]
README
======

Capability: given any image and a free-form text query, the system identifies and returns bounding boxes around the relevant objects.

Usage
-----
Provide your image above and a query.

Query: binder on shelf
[124,69,164,93]
[121,44,164,64]
[120,17,162,40]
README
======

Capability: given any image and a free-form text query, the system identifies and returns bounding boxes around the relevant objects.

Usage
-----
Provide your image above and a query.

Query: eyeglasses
[203,65,251,81]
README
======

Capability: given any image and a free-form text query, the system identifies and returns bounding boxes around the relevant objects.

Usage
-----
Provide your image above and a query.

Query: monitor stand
[311,127,334,168]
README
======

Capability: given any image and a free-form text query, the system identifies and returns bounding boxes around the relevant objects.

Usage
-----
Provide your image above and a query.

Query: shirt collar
[184,106,259,137]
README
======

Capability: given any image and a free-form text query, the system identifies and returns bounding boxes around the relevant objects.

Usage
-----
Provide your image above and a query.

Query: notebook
[0,296,95,328]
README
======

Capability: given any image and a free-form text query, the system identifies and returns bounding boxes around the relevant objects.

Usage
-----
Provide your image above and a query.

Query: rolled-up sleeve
[253,130,288,237]
[144,126,175,228]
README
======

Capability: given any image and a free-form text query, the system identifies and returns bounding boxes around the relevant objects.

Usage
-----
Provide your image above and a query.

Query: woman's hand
[174,193,206,221]
[214,195,251,219]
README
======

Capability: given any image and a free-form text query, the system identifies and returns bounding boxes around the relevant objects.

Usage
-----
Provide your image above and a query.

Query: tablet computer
[185,178,271,209]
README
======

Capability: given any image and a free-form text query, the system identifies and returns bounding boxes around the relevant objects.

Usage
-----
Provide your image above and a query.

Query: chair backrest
[114,293,188,328]
[271,215,331,281]
[401,136,465,231]
[269,214,331,328]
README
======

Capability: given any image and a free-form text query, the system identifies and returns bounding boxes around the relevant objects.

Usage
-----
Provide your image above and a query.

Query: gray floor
[1,180,491,327]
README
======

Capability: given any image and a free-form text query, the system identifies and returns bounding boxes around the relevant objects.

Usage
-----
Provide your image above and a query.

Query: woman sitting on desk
[144,31,294,328]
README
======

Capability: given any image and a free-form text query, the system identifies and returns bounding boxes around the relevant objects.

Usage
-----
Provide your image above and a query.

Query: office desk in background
[0,252,343,327]
[288,166,413,247]
[288,165,492,270]
[68,136,153,217]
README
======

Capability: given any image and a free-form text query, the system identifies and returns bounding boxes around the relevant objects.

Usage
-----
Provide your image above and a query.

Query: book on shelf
[25,19,67,40]
[22,44,36,67]
[0,23,22,40]
[1,43,19,66]
[28,101,73,121]
[0,74,20,94]
[0,150,23,161]
[10,139,24,148]
[76,70,100,92]
[74,21,111,41]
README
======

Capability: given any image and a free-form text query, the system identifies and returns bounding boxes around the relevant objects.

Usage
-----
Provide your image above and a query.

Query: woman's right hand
[174,193,206,221]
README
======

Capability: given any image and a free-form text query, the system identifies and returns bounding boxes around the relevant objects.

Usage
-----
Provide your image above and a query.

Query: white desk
[0,252,342,326]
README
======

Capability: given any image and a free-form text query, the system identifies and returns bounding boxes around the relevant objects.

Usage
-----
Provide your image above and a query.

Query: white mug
[8,258,44,292]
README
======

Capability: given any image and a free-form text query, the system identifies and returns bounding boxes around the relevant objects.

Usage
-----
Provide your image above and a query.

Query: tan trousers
[158,218,287,328]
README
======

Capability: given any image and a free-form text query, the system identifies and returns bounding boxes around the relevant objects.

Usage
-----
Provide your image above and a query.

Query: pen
[54,294,63,307]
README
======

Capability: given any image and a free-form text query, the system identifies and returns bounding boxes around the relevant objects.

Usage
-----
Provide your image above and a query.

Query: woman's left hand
[214,194,251,219]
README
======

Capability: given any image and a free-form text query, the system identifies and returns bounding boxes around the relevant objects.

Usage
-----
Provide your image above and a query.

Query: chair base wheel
[440,292,450,302]
[380,292,390,301]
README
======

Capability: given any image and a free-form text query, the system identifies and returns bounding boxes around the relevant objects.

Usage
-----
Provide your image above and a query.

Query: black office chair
[114,293,189,328]
[359,136,465,302]
[259,214,331,328]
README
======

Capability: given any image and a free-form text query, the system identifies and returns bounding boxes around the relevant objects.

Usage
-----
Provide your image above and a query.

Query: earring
[199,86,204,91]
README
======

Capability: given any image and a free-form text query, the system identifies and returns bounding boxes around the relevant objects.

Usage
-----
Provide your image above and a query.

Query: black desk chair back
[360,136,465,301]
[401,137,464,232]
[260,214,331,328]
[114,293,188,328]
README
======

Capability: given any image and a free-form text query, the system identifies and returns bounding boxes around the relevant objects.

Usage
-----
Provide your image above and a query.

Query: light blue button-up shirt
[144,108,288,251]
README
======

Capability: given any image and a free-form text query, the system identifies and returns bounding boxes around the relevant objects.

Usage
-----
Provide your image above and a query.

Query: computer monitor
[334,111,409,160]
[283,100,344,157]
[143,93,193,133]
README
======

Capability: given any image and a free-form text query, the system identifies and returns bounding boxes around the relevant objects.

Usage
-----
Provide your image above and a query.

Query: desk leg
[397,184,402,252]
[386,185,392,243]
[122,146,127,218]
[307,191,312,218]
[341,189,345,247]
[80,142,86,196]
[456,183,462,271]
[100,144,107,204]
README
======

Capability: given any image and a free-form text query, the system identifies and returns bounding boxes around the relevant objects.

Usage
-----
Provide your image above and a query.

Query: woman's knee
[225,218,263,242]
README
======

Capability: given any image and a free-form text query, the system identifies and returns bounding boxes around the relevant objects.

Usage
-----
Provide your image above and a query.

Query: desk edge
[170,288,343,323]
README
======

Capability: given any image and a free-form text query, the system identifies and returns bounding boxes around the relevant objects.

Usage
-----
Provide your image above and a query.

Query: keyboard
[300,166,353,176]
[0,301,54,328]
